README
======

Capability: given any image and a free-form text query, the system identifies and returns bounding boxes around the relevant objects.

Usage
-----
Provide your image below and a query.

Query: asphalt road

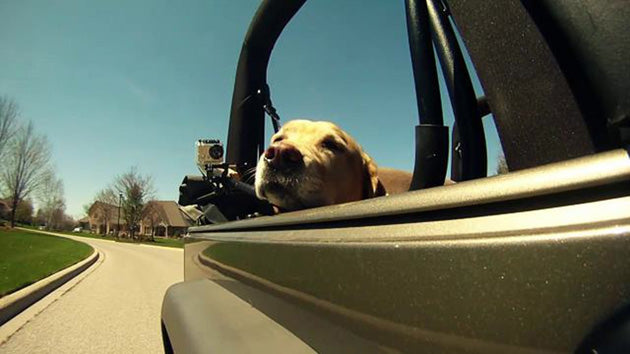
[0,233,183,353]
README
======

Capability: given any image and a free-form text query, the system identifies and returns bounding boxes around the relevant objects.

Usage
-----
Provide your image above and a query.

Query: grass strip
[0,229,93,297]
[19,225,183,249]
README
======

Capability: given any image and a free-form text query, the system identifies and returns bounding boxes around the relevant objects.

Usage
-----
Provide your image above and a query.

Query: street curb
[0,248,99,326]
[18,227,184,251]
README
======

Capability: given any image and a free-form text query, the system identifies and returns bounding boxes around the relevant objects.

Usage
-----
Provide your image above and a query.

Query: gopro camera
[196,139,224,169]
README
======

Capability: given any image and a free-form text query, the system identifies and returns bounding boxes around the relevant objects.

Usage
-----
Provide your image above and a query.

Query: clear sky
[0,0,502,218]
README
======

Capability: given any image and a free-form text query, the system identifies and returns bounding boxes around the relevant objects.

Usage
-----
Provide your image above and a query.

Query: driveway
[0,233,183,353]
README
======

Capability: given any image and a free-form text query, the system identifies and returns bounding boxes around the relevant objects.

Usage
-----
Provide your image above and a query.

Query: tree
[36,207,75,231]
[142,201,161,241]
[82,202,92,218]
[1,122,51,227]
[34,208,46,226]
[58,213,76,231]
[37,171,66,230]
[14,199,34,225]
[0,96,18,160]
[92,187,119,235]
[497,154,509,175]
[113,167,155,239]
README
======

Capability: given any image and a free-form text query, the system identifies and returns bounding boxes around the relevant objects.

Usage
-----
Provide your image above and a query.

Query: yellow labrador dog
[255,119,386,211]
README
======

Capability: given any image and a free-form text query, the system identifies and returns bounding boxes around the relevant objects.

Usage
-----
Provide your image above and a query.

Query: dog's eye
[321,138,344,152]
[272,136,284,143]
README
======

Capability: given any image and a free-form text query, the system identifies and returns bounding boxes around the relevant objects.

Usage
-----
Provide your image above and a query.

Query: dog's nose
[264,144,303,169]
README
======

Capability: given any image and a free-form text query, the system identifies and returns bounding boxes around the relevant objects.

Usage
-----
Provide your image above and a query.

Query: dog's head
[255,119,385,211]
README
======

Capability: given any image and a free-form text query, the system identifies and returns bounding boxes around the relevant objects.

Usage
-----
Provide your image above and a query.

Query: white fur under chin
[254,156,328,211]
[253,157,268,200]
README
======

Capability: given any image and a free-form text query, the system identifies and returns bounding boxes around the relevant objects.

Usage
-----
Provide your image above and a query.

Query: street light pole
[117,193,122,238]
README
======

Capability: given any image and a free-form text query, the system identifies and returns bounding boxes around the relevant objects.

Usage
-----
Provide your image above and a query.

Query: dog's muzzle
[263,144,304,171]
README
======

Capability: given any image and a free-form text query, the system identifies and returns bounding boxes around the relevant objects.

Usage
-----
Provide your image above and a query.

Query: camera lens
[209,145,224,160]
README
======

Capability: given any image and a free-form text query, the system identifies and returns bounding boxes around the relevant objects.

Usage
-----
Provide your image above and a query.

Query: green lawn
[0,229,93,297]
[151,237,184,249]
[19,225,184,249]
[65,231,184,249]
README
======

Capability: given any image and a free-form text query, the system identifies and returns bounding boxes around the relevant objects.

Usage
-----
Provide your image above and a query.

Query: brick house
[0,200,10,220]
[88,201,127,235]
[77,216,90,230]
[87,200,194,237]
[141,201,194,237]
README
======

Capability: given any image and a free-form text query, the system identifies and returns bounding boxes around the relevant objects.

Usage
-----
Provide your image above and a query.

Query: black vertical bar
[405,0,443,125]
[405,0,449,190]
[427,0,487,181]
[226,0,307,171]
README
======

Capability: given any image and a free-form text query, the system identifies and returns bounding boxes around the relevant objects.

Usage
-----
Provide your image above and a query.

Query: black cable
[257,83,281,133]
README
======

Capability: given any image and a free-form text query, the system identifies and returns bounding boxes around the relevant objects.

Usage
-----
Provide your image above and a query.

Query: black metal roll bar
[225,0,307,172]
[425,0,487,181]
[405,0,449,190]
[405,0,488,187]
[225,0,491,189]
[224,0,613,191]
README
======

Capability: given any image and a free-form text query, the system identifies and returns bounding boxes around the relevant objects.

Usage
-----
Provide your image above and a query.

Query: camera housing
[196,139,224,170]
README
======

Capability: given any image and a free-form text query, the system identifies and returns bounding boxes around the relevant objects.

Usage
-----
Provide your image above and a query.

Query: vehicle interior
[162,0,630,352]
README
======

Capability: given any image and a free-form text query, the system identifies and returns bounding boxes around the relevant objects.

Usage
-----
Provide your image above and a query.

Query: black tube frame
[405,0,443,126]
[426,0,487,181]
[405,0,450,190]
[225,0,307,171]
[225,0,492,187]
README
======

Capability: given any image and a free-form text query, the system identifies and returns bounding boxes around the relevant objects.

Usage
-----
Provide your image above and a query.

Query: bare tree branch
[1,121,52,227]
[142,201,161,241]
[92,186,119,234]
[496,154,509,175]
[0,96,19,160]
[37,169,66,230]
[113,166,155,239]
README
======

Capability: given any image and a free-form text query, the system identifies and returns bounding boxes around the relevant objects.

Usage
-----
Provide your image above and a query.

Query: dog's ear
[362,152,387,199]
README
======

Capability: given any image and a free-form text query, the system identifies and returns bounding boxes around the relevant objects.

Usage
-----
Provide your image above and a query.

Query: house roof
[89,200,192,227]
[88,201,121,215]
[148,201,192,228]
[88,201,126,224]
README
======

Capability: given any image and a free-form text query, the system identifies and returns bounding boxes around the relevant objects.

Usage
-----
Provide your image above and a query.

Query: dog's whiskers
[241,167,257,184]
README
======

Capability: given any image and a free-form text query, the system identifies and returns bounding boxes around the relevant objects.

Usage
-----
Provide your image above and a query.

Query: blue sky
[0,0,502,217]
